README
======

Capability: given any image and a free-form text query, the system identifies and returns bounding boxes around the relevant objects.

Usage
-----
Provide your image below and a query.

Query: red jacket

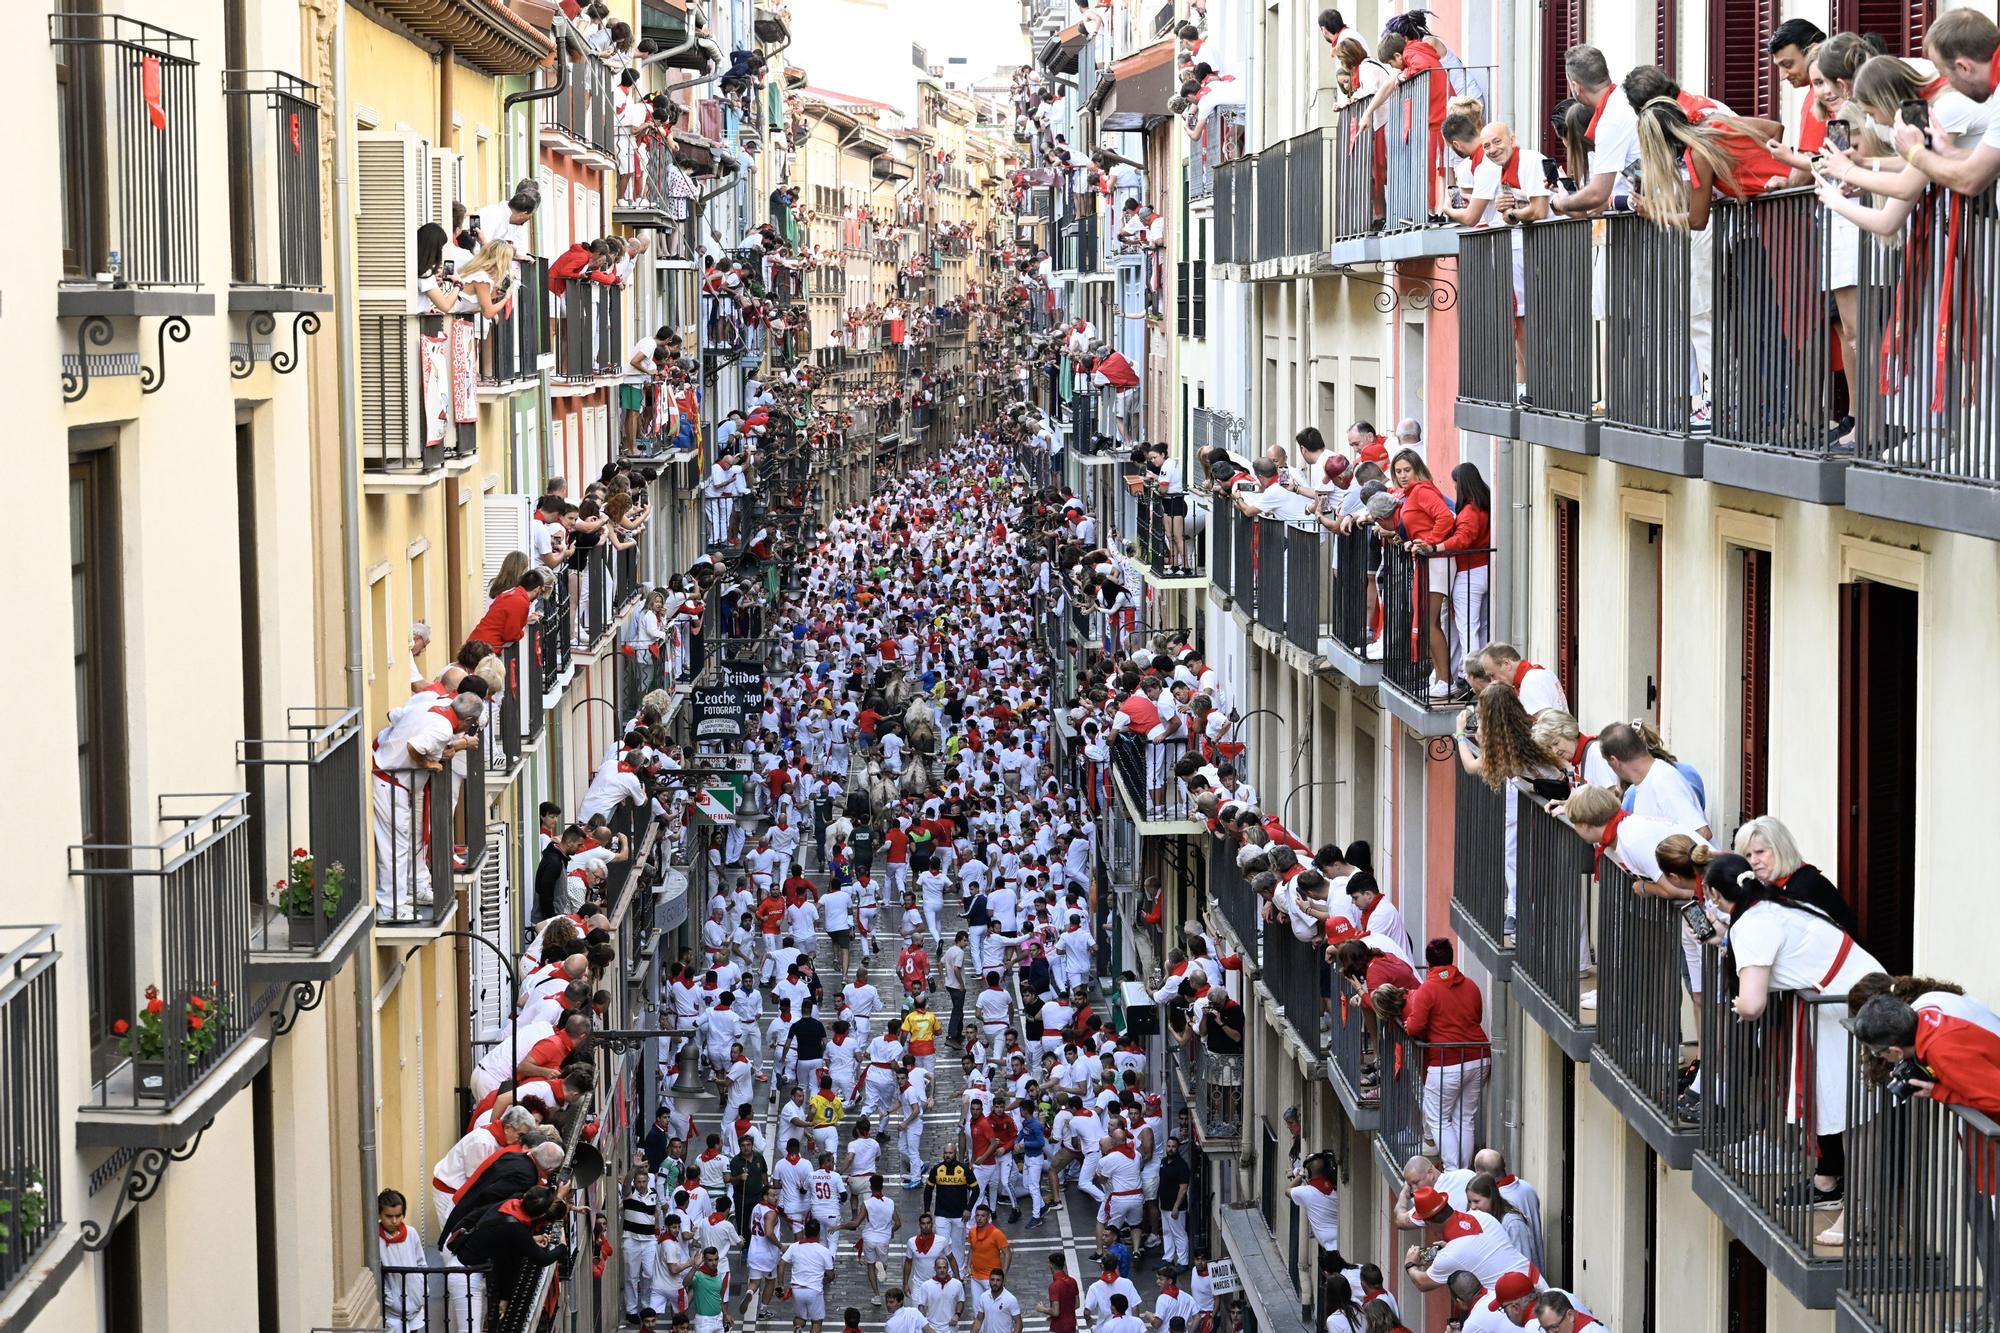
[469,585,535,647]
[1402,965,1489,1067]
[1092,352,1139,390]
[1397,479,1457,546]
[548,242,619,295]
[1445,501,1491,570]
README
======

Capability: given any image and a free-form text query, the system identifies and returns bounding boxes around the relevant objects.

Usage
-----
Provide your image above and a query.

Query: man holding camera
[1849,989,2000,1116]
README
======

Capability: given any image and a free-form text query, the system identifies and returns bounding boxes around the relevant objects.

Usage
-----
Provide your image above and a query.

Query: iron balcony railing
[1603,211,1696,436]
[1378,73,1438,235]
[1696,950,1849,1289]
[1592,856,1698,1137]
[1839,1081,2000,1333]
[1282,523,1323,655]
[1378,1024,1490,1170]
[1253,136,1289,263]
[1332,102,1375,242]
[614,125,676,220]
[1225,503,1257,608]
[380,1262,494,1333]
[0,926,62,1298]
[373,758,456,928]
[1214,157,1252,266]
[1325,980,1377,1111]
[1069,389,1099,454]
[51,13,201,287]
[573,544,615,650]
[1378,545,1490,709]
[240,707,367,956]
[1511,793,1596,1038]
[1324,523,1374,658]
[222,69,324,289]
[1173,1036,1244,1144]
[1111,731,1196,823]
[71,795,258,1111]
[1263,921,1330,1059]
[456,715,488,880]
[1712,188,1843,458]
[1061,211,1099,275]
[1253,517,1288,626]
[478,257,549,387]
[1210,836,1262,956]
[555,281,620,382]
[1457,225,1517,407]
[550,34,616,158]
[1287,128,1336,260]
[1188,105,1243,201]
[493,1103,593,1333]
[1451,765,1509,955]
[1210,503,1237,601]
[1521,216,1598,419]
[362,313,476,473]
[1855,180,2000,494]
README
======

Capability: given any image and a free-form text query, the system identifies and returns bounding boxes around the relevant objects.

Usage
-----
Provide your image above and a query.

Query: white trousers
[1162,1209,1190,1264]
[1019,1157,1046,1215]
[704,496,736,546]
[445,1256,485,1333]
[1449,565,1490,681]
[431,1185,457,1236]
[1423,1057,1491,1170]
[901,1120,926,1179]
[624,1235,657,1313]
[372,772,432,915]
[1690,225,1715,405]
[935,1216,968,1278]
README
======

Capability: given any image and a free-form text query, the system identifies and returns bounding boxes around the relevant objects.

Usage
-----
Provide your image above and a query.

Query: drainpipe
[502,29,570,504]
[642,2,708,70]
[331,0,381,1284]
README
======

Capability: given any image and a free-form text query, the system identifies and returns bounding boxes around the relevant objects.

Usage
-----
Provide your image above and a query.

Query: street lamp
[409,931,522,1100]
[1280,779,1339,847]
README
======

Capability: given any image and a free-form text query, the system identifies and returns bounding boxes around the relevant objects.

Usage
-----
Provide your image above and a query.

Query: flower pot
[131,1057,168,1100]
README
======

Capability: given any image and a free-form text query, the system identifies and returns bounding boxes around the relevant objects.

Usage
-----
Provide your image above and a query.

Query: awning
[368,0,553,75]
[672,133,718,174]
[1039,22,1087,75]
[1100,40,1178,132]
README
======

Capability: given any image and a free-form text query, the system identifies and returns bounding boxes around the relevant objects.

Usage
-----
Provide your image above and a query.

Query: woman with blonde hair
[452,238,518,320]
[1817,53,1987,234]
[1732,815,1857,934]
[1529,709,1617,788]
[1632,97,1788,229]
[487,550,531,600]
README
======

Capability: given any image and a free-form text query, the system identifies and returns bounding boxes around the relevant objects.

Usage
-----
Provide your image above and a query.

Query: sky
[897,0,1030,78]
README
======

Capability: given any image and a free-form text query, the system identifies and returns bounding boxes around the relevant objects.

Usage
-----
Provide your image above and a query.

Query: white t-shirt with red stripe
[1422,1209,1537,1290]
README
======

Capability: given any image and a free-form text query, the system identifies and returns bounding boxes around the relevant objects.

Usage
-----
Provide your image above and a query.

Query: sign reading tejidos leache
[690,658,766,741]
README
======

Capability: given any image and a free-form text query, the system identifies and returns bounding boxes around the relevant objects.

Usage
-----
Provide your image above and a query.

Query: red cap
[1490,1271,1536,1304]
[1325,919,1359,944]
[1412,1187,1449,1221]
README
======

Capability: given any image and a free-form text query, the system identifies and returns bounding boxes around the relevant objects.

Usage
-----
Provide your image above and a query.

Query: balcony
[1209,837,1262,960]
[373,754,458,931]
[1692,954,1845,1307]
[1448,766,1511,979]
[361,312,478,477]
[1059,211,1099,277]
[51,14,212,320]
[538,569,575,700]
[553,281,621,385]
[614,126,679,229]
[1246,129,1337,276]
[1507,793,1596,1063]
[1705,188,1849,504]
[1600,211,1704,475]
[1836,1091,2000,1333]
[1262,919,1331,1066]
[1376,1020,1489,1182]
[1325,974,1383,1131]
[378,1263,491,1333]
[223,69,332,314]
[1109,732,1203,834]
[70,795,269,1149]
[240,708,370,989]
[1213,157,1253,272]
[477,256,548,390]
[1376,546,1484,736]
[1330,69,1492,265]
[1516,215,1601,455]
[1189,106,1244,202]
[1453,225,1519,437]
[543,33,616,164]
[0,927,64,1305]
[1848,182,2000,542]
[1589,857,1699,1167]
[1133,492,1204,585]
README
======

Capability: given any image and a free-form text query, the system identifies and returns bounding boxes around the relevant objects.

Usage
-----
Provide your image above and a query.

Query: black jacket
[442,1152,541,1243]
[535,843,569,923]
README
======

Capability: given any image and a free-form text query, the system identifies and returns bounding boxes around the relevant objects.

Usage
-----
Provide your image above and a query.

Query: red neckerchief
[1510,660,1542,689]
[1498,148,1522,192]
[498,1198,534,1224]
[1585,85,1618,140]
[379,1223,410,1243]
[1496,1173,1518,1186]
[1596,810,1627,853]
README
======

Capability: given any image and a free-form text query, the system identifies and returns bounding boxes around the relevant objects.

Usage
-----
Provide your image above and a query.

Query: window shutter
[430,150,464,231]
[1708,0,1781,119]
[551,175,571,255]
[1834,0,1934,55]
[1655,0,1678,76]
[1738,548,1770,828]
[482,493,532,592]
[1540,0,1586,158]
[1554,497,1579,707]
[536,166,557,257]
[1176,258,1190,337]
[354,132,426,466]
[469,821,512,1043]
[1192,258,1207,338]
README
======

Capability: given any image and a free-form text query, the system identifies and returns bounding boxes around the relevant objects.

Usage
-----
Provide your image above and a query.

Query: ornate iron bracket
[62,316,114,403]
[139,315,192,395]
[1426,735,1460,762]
[269,979,327,1037]
[1335,264,1460,313]
[78,1120,214,1251]
[231,311,275,379]
[1335,266,1406,314]
[593,1027,690,1056]
[272,311,321,375]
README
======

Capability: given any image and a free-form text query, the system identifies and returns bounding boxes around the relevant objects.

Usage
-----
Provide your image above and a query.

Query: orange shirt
[967,1223,1010,1280]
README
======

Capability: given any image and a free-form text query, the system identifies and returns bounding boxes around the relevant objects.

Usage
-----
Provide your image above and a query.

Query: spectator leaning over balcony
[471,179,541,252]
[1347,420,1390,465]
[1232,459,1318,524]
[1765,18,1830,186]
[372,692,482,916]
[1702,852,1884,1208]
[1881,10,2000,196]
[1848,984,2000,1121]
[1527,710,1618,789]
[1598,721,1711,838]
[1552,46,1639,215]
[1402,937,1491,1170]
[1732,815,1859,936]
[1387,449,1458,699]
[1455,682,1565,932]
[1448,121,1548,393]
[1466,643,1568,717]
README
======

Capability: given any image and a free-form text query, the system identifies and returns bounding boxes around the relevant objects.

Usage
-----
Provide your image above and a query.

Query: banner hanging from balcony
[141,55,168,130]
[690,657,766,741]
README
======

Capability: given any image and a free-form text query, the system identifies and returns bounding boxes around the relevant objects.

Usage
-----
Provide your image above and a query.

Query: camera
[1679,899,1717,942]
[1885,1056,1935,1103]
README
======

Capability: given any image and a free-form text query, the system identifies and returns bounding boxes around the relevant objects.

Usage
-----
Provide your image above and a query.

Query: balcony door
[71,445,131,1049]
[55,0,107,277]
[1837,580,1917,974]
[1626,521,1662,723]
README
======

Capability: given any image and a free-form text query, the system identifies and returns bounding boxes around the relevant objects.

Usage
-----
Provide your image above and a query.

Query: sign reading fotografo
[691,658,765,740]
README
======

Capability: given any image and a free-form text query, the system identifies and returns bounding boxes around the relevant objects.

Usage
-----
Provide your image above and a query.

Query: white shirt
[1288,1179,1340,1252]
[919,1274,965,1329]
[972,1287,1022,1333]
[1248,485,1316,525]
[1082,1277,1141,1324]
[1515,664,1569,717]
[1627,760,1708,832]
[783,1239,837,1291]
[1422,1210,1534,1290]
[1467,147,1552,225]
[1585,90,1640,182]
[887,1307,930,1333]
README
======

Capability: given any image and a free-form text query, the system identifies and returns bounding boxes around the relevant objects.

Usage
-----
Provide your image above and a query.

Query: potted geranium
[0,1169,47,1257]
[114,982,231,1097]
[280,849,348,926]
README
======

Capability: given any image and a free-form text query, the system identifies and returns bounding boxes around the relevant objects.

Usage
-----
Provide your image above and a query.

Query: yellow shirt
[901,1010,942,1053]
[808,1093,844,1128]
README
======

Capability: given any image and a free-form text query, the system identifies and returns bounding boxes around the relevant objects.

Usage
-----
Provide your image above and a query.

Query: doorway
[1837,581,1918,974]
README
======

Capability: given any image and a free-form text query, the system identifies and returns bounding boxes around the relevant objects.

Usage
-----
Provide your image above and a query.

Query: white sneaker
[1426,677,1451,700]
[1364,639,1384,661]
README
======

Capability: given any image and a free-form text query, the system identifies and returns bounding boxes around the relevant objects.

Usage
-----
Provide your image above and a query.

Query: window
[1655,0,1678,75]
[1708,0,1781,120]
[1553,497,1580,707]
[369,569,392,684]
[1833,0,1935,55]
[71,445,131,1049]
[410,548,430,631]
[1732,547,1770,831]
[1541,0,1585,159]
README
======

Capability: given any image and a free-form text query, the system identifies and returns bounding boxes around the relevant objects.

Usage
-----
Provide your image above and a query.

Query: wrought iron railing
[1603,211,1696,435]
[51,13,201,286]
[1282,523,1322,655]
[1451,765,1509,948]
[241,707,367,955]
[1712,188,1843,458]
[1254,136,1289,263]
[550,33,616,157]
[71,795,258,1109]
[0,926,61,1297]
[373,760,456,927]
[1457,225,1517,406]
[1854,181,2000,491]
[1263,922,1329,1058]
[1512,793,1595,1029]
[1324,523,1374,658]
[1378,546,1489,707]
[223,69,324,289]
[478,258,548,386]
[615,125,676,217]
[1521,217,1597,418]
[1253,517,1288,626]
[1378,1025,1490,1169]
[1210,836,1262,955]
[1593,856,1696,1130]
[1332,102,1375,242]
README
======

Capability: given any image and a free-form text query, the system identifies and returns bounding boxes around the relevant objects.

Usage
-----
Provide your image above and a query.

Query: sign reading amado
[691,658,765,741]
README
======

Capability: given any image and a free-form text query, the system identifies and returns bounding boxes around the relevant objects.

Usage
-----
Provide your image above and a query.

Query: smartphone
[442,259,456,277]
[1899,98,1930,132]
[1619,158,1645,191]
[1540,157,1561,189]
[1825,120,1851,153]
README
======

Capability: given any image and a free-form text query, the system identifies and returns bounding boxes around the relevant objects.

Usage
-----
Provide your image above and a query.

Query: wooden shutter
[1554,497,1579,707]
[469,821,512,1043]
[1656,0,1678,76]
[1737,548,1770,829]
[1176,257,1189,337]
[429,150,464,230]
[482,494,531,591]
[355,132,427,465]
[1709,0,1781,118]
[1833,0,1934,55]
[1837,582,1918,975]
[1541,0,1586,158]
